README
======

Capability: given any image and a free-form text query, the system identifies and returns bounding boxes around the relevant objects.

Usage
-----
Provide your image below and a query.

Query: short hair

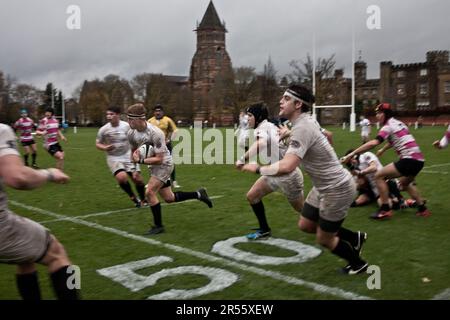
[127,103,146,117]
[45,107,55,115]
[107,106,121,114]
[287,85,315,112]
[153,104,163,111]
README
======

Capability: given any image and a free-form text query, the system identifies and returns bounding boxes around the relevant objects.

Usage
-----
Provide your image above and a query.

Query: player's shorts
[47,143,63,156]
[394,158,424,177]
[21,140,36,147]
[302,178,357,232]
[0,210,51,264]
[107,158,141,176]
[262,168,304,202]
[151,163,174,186]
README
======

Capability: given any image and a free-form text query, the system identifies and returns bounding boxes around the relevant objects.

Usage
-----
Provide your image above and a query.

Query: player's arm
[341,138,381,164]
[95,139,114,152]
[359,160,378,176]
[0,154,69,190]
[236,137,267,166]
[167,118,178,142]
[241,153,300,176]
[58,129,67,142]
[376,143,392,157]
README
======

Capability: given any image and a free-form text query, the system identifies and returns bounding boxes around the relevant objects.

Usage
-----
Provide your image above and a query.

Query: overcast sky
[0,0,449,97]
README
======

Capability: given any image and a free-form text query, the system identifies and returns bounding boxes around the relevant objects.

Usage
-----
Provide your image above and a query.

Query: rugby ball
[138,143,155,162]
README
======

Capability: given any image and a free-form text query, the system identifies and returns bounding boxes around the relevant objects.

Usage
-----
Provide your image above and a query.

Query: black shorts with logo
[394,158,424,177]
[21,140,36,147]
[47,143,63,156]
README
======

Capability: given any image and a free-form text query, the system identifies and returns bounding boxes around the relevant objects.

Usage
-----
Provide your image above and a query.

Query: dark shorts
[21,140,36,147]
[394,158,424,177]
[301,203,344,233]
[47,143,63,156]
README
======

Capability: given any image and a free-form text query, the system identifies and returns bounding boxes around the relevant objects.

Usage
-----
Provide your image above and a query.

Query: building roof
[197,1,226,32]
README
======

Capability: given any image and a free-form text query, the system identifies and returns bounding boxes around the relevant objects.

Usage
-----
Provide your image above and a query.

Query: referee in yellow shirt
[148,104,181,188]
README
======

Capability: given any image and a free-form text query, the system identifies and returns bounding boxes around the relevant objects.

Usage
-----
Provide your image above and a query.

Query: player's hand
[132,150,140,163]
[61,136,67,142]
[278,125,291,140]
[241,163,259,173]
[105,144,115,151]
[48,168,70,184]
[432,140,442,149]
[376,149,384,157]
[340,155,351,164]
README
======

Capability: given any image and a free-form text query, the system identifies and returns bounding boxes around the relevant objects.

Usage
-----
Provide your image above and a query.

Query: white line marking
[424,162,450,169]
[422,170,448,175]
[35,195,224,224]
[10,200,373,300]
[432,288,450,300]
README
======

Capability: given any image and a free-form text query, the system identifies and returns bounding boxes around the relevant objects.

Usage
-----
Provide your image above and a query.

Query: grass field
[1,125,449,300]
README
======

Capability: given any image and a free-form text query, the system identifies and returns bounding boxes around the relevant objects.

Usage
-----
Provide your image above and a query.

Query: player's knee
[17,262,36,274]
[298,220,315,233]
[246,191,259,204]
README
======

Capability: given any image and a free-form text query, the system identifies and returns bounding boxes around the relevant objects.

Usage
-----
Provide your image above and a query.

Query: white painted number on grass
[97,256,238,300]
[212,236,321,265]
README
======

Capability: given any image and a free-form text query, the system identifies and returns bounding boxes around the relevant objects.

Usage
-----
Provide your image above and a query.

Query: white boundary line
[422,170,448,175]
[36,195,224,224]
[10,200,372,300]
[432,288,450,300]
[424,162,450,169]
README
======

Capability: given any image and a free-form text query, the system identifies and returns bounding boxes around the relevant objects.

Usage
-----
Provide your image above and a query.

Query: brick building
[189,1,234,125]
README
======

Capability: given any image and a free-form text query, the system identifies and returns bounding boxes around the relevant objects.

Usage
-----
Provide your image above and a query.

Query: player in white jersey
[0,124,79,300]
[359,116,371,143]
[342,103,430,219]
[432,125,450,149]
[344,149,405,210]
[241,85,368,275]
[236,103,304,240]
[96,106,147,207]
[126,104,213,235]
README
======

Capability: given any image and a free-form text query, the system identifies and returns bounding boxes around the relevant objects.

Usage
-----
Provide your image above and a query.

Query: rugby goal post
[311,30,356,132]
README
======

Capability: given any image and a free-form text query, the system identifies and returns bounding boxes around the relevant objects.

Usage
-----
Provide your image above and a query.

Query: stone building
[189,1,234,126]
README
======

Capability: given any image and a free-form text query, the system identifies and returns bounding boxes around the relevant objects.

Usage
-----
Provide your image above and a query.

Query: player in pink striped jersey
[342,103,430,219]
[13,109,38,168]
[36,107,67,170]
[432,125,450,150]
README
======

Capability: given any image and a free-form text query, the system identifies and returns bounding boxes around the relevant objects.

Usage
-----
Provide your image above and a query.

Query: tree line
[0,54,340,126]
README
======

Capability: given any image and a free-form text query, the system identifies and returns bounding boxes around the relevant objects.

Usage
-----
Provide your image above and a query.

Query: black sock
[332,239,363,266]
[24,154,29,166]
[380,203,390,211]
[32,153,37,165]
[174,191,198,202]
[251,201,270,232]
[337,228,358,247]
[350,201,357,207]
[119,181,135,199]
[50,266,80,300]
[136,183,146,201]
[418,203,427,212]
[150,203,163,227]
[16,271,41,300]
